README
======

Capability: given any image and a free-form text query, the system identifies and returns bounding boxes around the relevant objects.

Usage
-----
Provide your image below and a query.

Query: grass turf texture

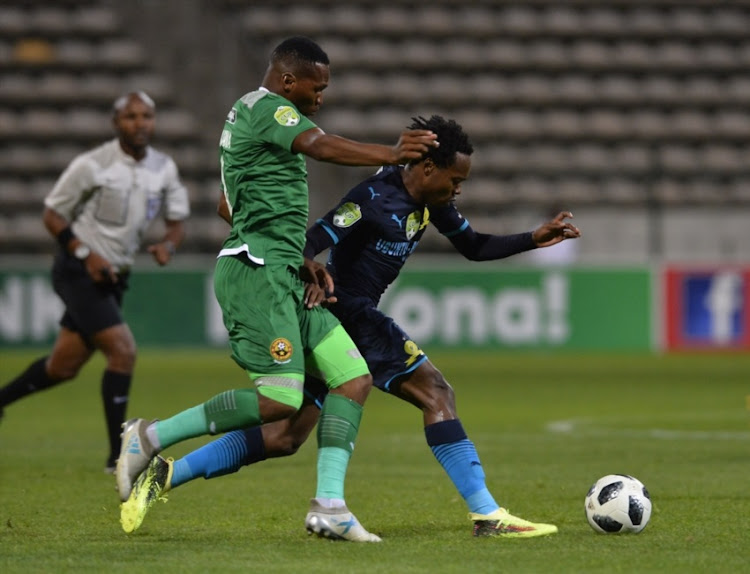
[1,349,748,573]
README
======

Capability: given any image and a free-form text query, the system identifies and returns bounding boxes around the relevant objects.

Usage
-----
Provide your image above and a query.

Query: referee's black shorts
[51,249,130,342]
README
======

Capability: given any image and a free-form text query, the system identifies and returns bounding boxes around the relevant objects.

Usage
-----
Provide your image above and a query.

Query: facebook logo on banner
[683,272,744,344]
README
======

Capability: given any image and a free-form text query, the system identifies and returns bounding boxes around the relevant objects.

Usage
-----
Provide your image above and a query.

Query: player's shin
[170,427,266,488]
[426,419,499,515]
[314,393,361,500]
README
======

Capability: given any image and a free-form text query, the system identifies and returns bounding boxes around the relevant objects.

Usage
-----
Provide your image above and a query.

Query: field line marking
[546,419,750,441]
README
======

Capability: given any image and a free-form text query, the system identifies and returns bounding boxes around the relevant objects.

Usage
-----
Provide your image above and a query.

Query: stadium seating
[1,0,749,262]
[0,0,219,254]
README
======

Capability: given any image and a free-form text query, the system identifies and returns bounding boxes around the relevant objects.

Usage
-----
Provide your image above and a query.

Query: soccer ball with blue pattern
[584,474,652,534]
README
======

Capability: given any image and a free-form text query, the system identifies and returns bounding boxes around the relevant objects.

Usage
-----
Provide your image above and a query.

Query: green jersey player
[115,36,438,542]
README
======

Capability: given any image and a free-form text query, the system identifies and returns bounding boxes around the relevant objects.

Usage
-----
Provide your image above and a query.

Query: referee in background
[0,91,190,472]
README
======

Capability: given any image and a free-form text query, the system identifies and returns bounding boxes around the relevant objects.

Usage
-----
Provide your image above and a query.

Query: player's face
[422,153,471,206]
[289,63,329,117]
[114,96,155,155]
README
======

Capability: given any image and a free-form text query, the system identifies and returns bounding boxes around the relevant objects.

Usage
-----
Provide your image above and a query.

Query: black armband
[57,226,75,249]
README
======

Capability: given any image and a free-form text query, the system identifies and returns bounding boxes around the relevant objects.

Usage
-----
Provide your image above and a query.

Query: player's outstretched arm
[292,128,438,166]
[447,211,580,262]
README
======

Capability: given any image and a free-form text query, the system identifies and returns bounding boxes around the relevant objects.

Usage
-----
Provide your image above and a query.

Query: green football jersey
[218,89,317,266]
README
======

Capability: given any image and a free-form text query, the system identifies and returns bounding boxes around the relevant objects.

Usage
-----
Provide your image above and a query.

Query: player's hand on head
[531,211,582,248]
[392,130,439,163]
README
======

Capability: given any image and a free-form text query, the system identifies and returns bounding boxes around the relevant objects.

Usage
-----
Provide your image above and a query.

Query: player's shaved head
[270,36,329,77]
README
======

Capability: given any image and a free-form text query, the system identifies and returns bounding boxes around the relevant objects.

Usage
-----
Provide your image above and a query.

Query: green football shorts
[213,254,369,389]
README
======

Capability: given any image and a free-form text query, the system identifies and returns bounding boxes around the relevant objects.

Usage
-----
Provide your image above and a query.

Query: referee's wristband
[57,226,75,249]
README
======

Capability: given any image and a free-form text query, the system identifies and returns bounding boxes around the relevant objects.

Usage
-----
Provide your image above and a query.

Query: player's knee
[423,373,456,411]
[98,328,137,371]
[114,335,136,366]
[45,362,79,381]
[329,373,373,404]
[266,431,305,457]
[433,374,455,400]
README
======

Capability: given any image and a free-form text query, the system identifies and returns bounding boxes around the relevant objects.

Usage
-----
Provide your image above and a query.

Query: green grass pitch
[1,349,749,573]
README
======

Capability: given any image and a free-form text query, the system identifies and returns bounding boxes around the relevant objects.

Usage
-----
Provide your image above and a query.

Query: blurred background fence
[1,0,749,351]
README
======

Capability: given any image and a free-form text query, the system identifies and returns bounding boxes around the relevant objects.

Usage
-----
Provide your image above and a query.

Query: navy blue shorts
[51,250,129,342]
[304,304,428,407]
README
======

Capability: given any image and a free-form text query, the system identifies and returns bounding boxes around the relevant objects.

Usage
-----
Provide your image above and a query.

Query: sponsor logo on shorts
[270,337,293,363]
[403,339,424,366]
[274,106,300,126]
[226,108,237,124]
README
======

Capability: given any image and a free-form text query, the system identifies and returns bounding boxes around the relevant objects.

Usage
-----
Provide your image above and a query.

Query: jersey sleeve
[432,203,536,261]
[254,95,317,152]
[431,202,470,237]
[43,154,96,220]
[312,180,380,247]
[162,158,190,221]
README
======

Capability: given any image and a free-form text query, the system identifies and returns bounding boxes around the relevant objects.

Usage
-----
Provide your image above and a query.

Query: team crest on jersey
[274,106,300,126]
[333,202,361,228]
[226,108,237,124]
[405,211,425,240]
[270,338,293,363]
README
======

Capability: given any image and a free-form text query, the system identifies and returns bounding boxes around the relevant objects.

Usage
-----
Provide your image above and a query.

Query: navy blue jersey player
[306,163,552,396]
[121,115,581,538]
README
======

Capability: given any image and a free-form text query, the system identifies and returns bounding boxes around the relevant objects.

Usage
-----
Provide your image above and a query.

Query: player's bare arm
[216,190,231,224]
[292,128,439,166]
[42,206,118,284]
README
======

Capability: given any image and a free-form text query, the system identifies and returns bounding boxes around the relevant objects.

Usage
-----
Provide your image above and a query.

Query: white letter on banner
[388,288,436,341]
[544,273,570,342]
[493,289,541,343]
[442,288,487,344]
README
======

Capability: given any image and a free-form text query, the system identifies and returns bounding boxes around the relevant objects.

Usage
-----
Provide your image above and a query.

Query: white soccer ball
[584,474,652,534]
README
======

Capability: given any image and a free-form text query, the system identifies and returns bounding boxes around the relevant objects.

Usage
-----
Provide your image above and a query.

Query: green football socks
[155,389,261,449]
[315,393,362,499]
